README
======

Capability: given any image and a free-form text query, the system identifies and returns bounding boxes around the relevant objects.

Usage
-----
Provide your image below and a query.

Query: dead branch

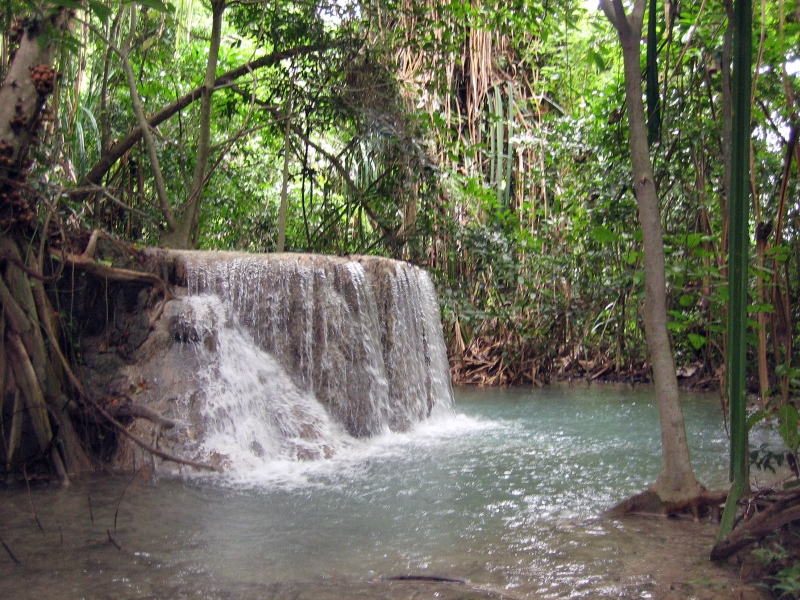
[107,396,176,430]
[711,489,800,560]
[91,401,220,472]
[61,251,169,296]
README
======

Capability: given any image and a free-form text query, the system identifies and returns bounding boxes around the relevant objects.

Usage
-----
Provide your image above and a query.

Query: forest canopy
[0,0,798,396]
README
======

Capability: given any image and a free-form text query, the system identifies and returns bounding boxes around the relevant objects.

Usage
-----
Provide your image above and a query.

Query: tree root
[90,401,220,473]
[105,395,176,430]
[603,487,728,521]
[711,489,800,561]
[52,229,172,300]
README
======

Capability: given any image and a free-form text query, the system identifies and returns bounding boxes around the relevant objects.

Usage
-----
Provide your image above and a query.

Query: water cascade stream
[116,252,454,473]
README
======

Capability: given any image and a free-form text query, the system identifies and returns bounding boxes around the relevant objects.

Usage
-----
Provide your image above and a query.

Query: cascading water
[147,252,454,472]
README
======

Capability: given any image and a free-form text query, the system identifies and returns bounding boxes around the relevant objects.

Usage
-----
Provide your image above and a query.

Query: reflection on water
[1,386,743,599]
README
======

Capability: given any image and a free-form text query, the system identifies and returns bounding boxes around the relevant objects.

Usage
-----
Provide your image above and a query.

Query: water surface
[1,385,743,599]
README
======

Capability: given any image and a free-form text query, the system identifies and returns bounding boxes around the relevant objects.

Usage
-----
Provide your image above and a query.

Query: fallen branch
[711,489,800,560]
[382,575,466,584]
[62,252,168,293]
[107,396,176,430]
[91,402,220,473]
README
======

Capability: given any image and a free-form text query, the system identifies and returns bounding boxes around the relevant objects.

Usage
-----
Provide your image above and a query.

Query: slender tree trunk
[160,0,225,249]
[602,0,702,503]
[119,5,174,232]
[276,88,293,253]
[755,222,772,405]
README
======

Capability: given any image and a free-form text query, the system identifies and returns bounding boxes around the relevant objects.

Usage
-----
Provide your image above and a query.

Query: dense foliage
[1,0,798,397]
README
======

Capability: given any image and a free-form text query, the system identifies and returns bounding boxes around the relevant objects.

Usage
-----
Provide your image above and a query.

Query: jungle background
[1,0,798,423]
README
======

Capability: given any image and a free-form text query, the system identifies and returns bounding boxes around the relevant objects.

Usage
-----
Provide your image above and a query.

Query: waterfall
[164,252,454,467]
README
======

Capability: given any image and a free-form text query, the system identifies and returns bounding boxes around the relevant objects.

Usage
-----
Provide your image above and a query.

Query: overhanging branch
[80,43,335,187]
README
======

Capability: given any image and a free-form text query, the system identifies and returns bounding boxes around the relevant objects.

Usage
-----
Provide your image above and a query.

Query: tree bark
[602,0,703,504]
[0,8,91,482]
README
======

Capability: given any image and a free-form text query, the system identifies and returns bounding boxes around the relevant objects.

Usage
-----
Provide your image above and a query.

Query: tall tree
[0,5,87,482]
[600,0,716,511]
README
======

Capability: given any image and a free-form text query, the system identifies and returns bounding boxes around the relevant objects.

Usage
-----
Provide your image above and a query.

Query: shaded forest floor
[450,333,717,392]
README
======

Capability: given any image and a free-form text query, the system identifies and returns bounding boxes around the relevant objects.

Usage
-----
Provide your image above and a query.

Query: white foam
[169,253,458,486]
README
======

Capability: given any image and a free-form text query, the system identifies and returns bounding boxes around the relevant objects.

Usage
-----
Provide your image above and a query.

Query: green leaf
[589,225,618,244]
[686,233,703,248]
[749,302,774,313]
[88,0,112,22]
[688,333,706,350]
[587,49,606,71]
[746,410,768,431]
[779,404,800,452]
[679,294,694,307]
[624,250,641,265]
[136,0,174,13]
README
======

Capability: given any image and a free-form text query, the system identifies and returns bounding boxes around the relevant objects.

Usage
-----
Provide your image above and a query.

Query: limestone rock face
[102,252,453,473]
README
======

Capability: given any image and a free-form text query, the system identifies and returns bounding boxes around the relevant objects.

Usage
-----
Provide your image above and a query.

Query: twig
[92,402,220,472]
[22,465,44,535]
[88,493,94,524]
[85,184,157,222]
[106,529,122,551]
[114,469,139,533]
[0,537,22,565]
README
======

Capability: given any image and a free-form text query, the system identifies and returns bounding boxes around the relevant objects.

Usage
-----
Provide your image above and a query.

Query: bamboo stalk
[494,87,503,202]
[504,81,514,207]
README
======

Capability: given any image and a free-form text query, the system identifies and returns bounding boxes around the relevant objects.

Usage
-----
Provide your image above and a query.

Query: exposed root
[63,252,169,296]
[105,395,176,430]
[604,487,728,521]
[90,401,220,473]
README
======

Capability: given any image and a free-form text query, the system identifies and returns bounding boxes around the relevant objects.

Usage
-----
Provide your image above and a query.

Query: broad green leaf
[686,233,703,248]
[88,0,112,22]
[587,49,606,72]
[749,302,774,313]
[746,410,768,431]
[136,0,174,13]
[779,404,800,452]
[679,294,694,307]
[688,333,706,350]
[589,225,618,244]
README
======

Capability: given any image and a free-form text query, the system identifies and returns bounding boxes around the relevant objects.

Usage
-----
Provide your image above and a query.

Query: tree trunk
[160,0,225,249]
[602,0,703,506]
[0,8,90,483]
